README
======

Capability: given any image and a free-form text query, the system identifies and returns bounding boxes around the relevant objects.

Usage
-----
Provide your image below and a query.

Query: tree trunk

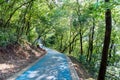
[79,28,83,55]
[59,34,63,51]
[69,29,72,54]
[88,18,95,62]
[86,33,90,61]
[98,0,112,79]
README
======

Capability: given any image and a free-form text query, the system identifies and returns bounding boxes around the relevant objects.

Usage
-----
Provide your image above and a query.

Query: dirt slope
[0,42,46,80]
[69,56,94,80]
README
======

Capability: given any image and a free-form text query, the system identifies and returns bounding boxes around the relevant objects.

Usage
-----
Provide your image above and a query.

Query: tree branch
[3,0,33,27]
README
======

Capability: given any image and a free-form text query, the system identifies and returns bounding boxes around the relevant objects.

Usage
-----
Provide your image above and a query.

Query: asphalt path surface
[16,48,78,80]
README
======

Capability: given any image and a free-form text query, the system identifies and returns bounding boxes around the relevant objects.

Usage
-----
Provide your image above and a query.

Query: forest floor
[69,56,94,80]
[0,42,46,80]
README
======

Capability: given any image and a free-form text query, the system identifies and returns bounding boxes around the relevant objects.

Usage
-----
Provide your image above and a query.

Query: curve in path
[15,48,78,80]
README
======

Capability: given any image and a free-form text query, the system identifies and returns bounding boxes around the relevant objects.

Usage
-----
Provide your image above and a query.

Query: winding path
[15,48,79,80]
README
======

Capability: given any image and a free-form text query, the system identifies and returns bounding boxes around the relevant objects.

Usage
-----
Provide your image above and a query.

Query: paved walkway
[14,48,79,80]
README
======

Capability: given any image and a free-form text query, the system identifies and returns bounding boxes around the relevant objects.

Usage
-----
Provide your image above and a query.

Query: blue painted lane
[16,48,72,80]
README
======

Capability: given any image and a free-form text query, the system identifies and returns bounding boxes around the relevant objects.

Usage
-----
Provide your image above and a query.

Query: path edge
[66,56,79,80]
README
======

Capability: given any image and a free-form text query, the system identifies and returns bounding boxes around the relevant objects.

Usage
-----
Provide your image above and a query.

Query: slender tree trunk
[89,18,95,62]
[98,0,112,79]
[59,34,63,51]
[113,45,116,55]
[79,28,83,55]
[69,29,72,54]
[86,33,90,61]
[87,18,95,62]
[26,2,33,35]
[43,35,46,46]
[76,0,83,55]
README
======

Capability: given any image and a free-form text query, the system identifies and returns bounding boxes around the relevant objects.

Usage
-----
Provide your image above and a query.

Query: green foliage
[0,0,120,79]
[46,35,56,45]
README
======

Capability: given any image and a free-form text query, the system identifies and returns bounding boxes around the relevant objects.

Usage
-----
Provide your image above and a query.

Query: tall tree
[98,0,112,80]
[76,0,83,55]
[87,18,95,62]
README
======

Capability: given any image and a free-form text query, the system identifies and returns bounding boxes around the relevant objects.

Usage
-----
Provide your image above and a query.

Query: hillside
[0,42,46,79]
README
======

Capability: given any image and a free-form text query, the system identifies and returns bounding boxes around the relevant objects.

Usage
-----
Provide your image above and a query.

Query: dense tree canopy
[0,0,120,79]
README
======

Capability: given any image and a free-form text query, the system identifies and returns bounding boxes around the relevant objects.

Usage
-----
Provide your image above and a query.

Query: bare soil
[0,42,46,80]
[69,56,94,80]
